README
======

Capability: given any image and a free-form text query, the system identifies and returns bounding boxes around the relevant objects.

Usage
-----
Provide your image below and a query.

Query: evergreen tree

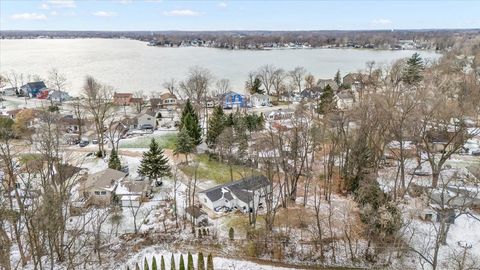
[174,126,195,163]
[197,252,205,270]
[187,252,194,270]
[247,77,264,95]
[334,69,341,86]
[180,99,202,145]
[136,262,141,270]
[144,258,150,270]
[152,256,158,270]
[179,254,185,270]
[171,254,176,270]
[161,255,166,270]
[206,105,226,150]
[228,227,234,240]
[138,138,171,182]
[108,148,121,170]
[402,53,424,85]
[317,85,336,114]
[206,254,213,270]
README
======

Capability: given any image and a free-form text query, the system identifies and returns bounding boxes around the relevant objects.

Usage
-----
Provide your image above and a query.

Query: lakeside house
[48,90,71,103]
[20,81,47,98]
[159,92,178,110]
[1,87,17,96]
[250,94,271,107]
[198,175,270,213]
[336,90,355,110]
[113,92,134,106]
[222,91,247,109]
[185,205,208,226]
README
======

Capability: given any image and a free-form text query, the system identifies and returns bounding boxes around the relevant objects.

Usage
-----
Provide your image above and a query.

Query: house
[20,81,47,98]
[424,130,462,153]
[317,79,339,91]
[80,168,127,206]
[113,92,133,106]
[250,94,270,107]
[48,90,71,103]
[150,98,162,111]
[1,87,17,96]
[343,73,364,90]
[135,110,157,130]
[60,116,85,134]
[160,92,178,110]
[115,179,151,207]
[336,90,355,110]
[222,91,246,109]
[267,108,295,121]
[185,205,208,226]
[300,87,323,100]
[198,175,270,213]
[36,89,50,99]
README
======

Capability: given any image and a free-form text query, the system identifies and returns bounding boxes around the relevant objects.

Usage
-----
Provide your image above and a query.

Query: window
[94,191,100,195]
[100,191,107,195]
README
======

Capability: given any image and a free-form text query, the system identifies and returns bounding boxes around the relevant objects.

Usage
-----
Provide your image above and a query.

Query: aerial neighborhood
[1,47,480,270]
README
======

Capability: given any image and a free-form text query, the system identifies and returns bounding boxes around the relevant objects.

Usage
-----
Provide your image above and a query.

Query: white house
[48,90,71,103]
[197,175,270,213]
[115,179,151,208]
[336,90,355,110]
[250,94,271,107]
[136,111,157,130]
[1,87,17,96]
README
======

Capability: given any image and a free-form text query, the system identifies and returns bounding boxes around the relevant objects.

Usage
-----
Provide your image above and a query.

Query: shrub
[228,227,234,240]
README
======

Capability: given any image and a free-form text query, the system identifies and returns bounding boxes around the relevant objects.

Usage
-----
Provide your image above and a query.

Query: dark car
[472,150,480,156]
[141,124,154,130]
[79,140,89,147]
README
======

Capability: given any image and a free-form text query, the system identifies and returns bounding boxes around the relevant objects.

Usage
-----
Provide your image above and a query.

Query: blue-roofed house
[222,91,247,109]
[20,81,47,98]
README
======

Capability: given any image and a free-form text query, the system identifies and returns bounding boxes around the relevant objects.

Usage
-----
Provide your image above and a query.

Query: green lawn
[119,133,177,149]
[180,154,258,184]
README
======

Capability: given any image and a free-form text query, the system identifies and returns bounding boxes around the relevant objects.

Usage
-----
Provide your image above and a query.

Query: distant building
[20,81,47,98]
[250,94,270,107]
[159,92,178,110]
[48,90,71,103]
[317,79,338,91]
[198,175,270,213]
[185,205,208,226]
[1,87,17,96]
[135,110,157,130]
[113,92,133,106]
[336,90,355,110]
[222,91,246,109]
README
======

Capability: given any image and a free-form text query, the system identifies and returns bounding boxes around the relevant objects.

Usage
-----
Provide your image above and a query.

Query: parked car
[141,124,154,130]
[79,140,89,147]
[472,150,480,156]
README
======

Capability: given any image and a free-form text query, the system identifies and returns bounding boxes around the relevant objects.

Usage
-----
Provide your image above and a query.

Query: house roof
[22,81,47,91]
[116,180,149,195]
[114,92,133,98]
[84,168,127,191]
[160,92,177,100]
[199,175,270,204]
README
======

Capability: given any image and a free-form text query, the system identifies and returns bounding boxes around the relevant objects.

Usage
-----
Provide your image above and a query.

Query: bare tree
[163,78,177,96]
[82,76,114,157]
[47,68,67,91]
[257,65,276,95]
[304,73,316,89]
[289,66,307,93]
[179,66,212,111]
[213,78,231,98]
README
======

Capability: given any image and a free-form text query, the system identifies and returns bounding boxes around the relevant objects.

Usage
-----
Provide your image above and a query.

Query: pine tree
[161,255,166,270]
[187,252,194,270]
[180,99,202,145]
[317,85,336,114]
[136,262,141,270]
[247,77,264,95]
[197,252,205,270]
[144,258,150,270]
[179,254,185,270]
[206,254,213,270]
[138,138,171,183]
[334,70,341,86]
[174,126,195,163]
[402,52,424,85]
[171,254,176,270]
[152,256,157,270]
[206,105,226,150]
[228,227,234,240]
[108,148,121,170]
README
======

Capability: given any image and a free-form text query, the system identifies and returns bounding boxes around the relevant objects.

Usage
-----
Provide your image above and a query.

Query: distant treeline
[2,29,480,50]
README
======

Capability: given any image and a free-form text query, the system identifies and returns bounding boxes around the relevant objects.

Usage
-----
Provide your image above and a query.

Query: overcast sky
[1,0,479,31]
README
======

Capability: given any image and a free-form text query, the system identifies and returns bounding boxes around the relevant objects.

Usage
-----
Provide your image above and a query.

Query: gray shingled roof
[199,175,270,203]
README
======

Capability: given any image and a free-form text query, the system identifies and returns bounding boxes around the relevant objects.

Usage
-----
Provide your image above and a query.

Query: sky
[1,0,479,31]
